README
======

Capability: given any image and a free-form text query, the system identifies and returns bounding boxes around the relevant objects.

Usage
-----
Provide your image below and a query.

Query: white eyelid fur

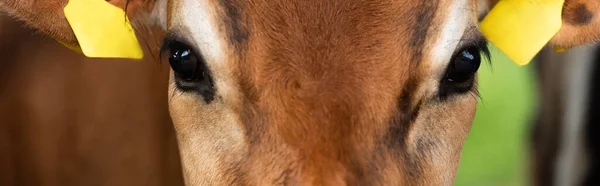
[177,0,226,65]
[429,0,470,69]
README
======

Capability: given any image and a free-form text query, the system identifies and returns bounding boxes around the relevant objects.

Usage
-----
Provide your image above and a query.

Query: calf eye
[445,46,482,83]
[439,41,490,99]
[169,43,200,80]
[161,39,216,103]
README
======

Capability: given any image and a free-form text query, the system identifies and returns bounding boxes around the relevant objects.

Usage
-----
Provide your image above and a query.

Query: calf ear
[1,0,77,45]
[0,0,160,47]
[550,0,600,48]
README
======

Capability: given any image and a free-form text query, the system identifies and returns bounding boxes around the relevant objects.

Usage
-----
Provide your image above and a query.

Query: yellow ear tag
[63,0,143,59]
[479,0,565,66]
[553,46,570,53]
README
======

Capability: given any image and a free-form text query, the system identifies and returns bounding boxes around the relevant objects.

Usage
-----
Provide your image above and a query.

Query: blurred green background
[454,45,538,186]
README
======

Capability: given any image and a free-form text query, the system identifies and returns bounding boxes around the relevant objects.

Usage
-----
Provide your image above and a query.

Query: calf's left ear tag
[63,0,143,59]
[480,0,564,66]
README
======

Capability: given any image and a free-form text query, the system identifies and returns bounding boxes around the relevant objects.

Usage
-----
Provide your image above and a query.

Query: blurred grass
[454,45,537,186]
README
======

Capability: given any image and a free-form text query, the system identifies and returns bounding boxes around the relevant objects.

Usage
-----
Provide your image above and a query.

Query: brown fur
[3,0,600,185]
[551,0,600,48]
[235,1,428,184]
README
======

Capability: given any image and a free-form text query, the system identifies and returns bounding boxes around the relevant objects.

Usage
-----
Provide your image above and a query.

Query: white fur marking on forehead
[429,0,470,68]
[176,0,225,64]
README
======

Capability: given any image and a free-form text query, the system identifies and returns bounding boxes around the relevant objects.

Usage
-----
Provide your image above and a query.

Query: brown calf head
[158,0,483,185]
[2,0,600,185]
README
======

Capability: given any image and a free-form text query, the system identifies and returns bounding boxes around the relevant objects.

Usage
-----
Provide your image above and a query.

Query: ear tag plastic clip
[553,46,571,53]
[63,0,143,59]
[479,0,565,66]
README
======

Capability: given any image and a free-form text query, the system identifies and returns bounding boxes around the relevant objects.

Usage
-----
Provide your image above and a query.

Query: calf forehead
[236,0,427,88]
[231,1,431,114]
[222,0,474,109]
[221,0,439,57]
[166,0,477,86]
[215,0,476,73]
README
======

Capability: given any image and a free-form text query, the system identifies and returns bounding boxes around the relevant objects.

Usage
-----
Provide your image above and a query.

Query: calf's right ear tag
[63,0,143,59]
[479,0,565,66]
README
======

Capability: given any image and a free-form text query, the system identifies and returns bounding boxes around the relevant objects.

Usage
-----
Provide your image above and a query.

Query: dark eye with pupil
[446,46,481,83]
[163,40,216,103]
[170,44,200,80]
[439,44,487,99]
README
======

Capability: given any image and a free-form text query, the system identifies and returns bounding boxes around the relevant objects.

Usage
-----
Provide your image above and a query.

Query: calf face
[164,0,487,185]
[2,0,600,185]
